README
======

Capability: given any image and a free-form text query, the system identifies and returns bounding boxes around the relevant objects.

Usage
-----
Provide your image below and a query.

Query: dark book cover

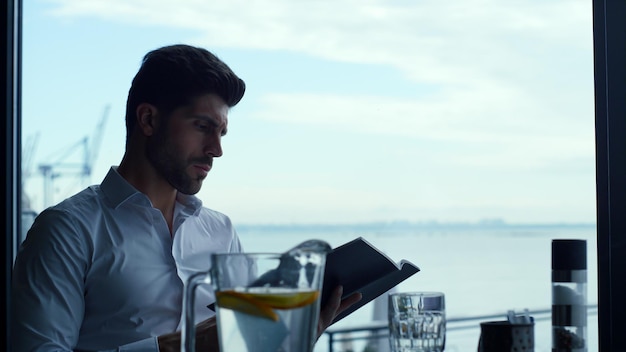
[321,237,420,325]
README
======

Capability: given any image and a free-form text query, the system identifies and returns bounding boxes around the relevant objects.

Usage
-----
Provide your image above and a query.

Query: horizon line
[235,220,597,228]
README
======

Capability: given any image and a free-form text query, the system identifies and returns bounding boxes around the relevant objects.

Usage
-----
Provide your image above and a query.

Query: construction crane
[38,105,111,208]
[21,132,40,210]
[22,132,40,180]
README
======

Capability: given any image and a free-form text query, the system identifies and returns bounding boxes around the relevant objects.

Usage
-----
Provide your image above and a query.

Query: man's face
[146,93,229,195]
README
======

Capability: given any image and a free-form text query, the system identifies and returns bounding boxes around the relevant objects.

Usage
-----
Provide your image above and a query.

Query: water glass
[388,292,446,352]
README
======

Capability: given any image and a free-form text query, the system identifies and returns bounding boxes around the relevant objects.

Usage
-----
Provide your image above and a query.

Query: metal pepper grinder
[552,239,587,352]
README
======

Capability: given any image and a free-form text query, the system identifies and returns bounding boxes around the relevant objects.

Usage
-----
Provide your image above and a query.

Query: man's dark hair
[125,44,246,140]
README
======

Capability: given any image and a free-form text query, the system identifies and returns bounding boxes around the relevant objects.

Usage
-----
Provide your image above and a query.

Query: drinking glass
[181,250,326,352]
[388,291,446,352]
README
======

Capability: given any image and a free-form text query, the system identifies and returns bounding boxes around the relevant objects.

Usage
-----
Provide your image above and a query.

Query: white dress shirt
[11,167,244,351]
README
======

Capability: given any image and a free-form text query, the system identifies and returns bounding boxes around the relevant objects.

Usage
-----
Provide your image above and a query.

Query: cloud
[46,0,594,141]
[39,0,596,223]
[46,0,591,84]
[252,89,594,162]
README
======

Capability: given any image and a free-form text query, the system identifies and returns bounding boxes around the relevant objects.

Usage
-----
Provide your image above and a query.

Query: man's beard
[145,131,204,195]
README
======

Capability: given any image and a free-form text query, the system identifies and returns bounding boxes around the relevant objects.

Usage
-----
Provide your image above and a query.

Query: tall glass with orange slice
[181,247,327,352]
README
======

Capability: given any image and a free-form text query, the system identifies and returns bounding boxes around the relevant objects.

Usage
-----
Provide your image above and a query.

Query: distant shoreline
[236,221,596,232]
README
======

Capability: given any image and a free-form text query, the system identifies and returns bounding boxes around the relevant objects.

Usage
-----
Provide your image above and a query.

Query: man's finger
[336,291,363,317]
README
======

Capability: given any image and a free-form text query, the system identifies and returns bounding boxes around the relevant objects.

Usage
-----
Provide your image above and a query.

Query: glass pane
[22,1,595,350]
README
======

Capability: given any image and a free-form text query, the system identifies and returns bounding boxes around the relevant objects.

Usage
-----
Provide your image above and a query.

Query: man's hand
[317,286,363,338]
[157,316,220,352]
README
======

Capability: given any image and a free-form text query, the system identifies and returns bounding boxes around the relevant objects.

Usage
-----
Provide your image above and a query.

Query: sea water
[236,222,598,352]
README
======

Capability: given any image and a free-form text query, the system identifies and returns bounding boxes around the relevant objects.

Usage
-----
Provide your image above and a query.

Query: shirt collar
[176,192,203,215]
[100,167,147,208]
[100,166,203,213]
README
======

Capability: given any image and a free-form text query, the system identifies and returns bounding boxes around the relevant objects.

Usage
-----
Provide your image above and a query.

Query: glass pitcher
[181,245,327,352]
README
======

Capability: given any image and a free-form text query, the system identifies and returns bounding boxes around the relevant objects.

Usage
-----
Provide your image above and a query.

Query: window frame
[593,0,626,349]
[2,0,21,350]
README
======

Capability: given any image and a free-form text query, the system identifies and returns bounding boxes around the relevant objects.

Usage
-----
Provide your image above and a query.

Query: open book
[320,237,420,325]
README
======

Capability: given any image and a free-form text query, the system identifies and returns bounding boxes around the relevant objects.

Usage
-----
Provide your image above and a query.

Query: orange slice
[247,291,320,310]
[216,291,279,321]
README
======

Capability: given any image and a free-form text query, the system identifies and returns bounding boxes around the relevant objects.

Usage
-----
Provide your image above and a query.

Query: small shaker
[552,239,587,352]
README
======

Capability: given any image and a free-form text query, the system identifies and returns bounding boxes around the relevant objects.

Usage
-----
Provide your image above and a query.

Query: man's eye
[196,122,210,130]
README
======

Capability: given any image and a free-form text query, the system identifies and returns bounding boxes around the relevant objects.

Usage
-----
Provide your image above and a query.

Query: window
[5,1,624,350]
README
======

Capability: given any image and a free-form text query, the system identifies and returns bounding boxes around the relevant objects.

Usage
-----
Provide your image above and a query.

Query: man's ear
[136,103,159,136]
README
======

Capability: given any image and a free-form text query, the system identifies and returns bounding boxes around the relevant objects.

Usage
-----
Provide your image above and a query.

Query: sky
[21,0,596,225]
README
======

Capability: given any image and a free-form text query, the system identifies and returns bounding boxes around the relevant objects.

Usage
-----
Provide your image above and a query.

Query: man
[11,44,360,352]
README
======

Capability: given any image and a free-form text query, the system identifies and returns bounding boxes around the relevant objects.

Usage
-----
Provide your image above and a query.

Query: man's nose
[204,135,223,157]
